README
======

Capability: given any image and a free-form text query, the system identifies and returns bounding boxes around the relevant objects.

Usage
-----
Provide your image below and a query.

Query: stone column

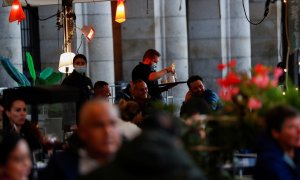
[154,0,189,105]
[221,0,251,73]
[121,0,188,106]
[75,2,115,85]
[0,7,23,88]
[188,0,222,91]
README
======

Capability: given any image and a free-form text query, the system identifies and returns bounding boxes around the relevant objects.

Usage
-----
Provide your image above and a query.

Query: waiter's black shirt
[132,63,162,100]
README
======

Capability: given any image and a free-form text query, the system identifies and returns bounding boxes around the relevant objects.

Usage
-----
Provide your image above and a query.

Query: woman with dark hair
[0,132,32,180]
[3,98,43,152]
[61,54,93,124]
[254,105,300,180]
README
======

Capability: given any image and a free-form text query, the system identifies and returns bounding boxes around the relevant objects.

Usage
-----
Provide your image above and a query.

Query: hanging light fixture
[115,0,126,23]
[9,0,26,24]
[58,52,75,74]
[81,25,95,42]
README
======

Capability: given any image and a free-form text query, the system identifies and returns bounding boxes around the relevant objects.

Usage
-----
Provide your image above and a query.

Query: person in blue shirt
[254,105,300,180]
[180,75,221,117]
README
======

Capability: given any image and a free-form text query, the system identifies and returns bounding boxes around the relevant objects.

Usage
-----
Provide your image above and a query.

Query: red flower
[227,72,241,85]
[228,59,237,68]
[217,63,227,71]
[219,89,232,101]
[217,78,229,87]
[230,87,240,95]
[270,79,278,87]
[247,97,262,110]
[254,64,269,75]
[273,68,283,79]
[252,75,269,88]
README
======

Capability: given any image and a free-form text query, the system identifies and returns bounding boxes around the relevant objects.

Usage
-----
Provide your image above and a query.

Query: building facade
[0,0,283,107]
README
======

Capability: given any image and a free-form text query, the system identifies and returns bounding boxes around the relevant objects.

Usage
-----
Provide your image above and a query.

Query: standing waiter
[132,49,176,100]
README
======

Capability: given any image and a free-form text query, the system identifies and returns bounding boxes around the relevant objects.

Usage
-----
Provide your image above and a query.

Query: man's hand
[166,65,175,74]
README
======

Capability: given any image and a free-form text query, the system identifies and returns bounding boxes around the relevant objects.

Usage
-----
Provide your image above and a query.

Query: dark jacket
[254,135,300,180]
[3,120,43,152]
[39,133,82,180]
[61,70,93,123]
[132,63,163,100]
[81,131,205,180]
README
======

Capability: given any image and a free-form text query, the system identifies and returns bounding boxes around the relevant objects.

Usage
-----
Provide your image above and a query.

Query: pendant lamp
[115,0,126,23]
[9,0,26,24]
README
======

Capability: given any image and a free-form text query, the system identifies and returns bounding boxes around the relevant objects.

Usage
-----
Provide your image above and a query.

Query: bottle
[168,63,177,83]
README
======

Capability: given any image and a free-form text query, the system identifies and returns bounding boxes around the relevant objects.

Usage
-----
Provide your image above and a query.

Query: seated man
[94,81,111,101]
[131,79,153,113]
[254,105,300,180]
[39,100,121,180]
[181,75,220,117]
[117,80,155,128]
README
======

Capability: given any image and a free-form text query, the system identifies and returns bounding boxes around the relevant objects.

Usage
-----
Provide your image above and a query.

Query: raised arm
[148,66,174,81]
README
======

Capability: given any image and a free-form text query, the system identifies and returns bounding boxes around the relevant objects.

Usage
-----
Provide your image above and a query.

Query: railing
[108,83,174,104]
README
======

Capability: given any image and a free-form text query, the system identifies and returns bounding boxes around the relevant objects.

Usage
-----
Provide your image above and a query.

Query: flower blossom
[228,59,237,68]
[218,63,227,70]
[219,89,232,101]
[227,72,241,85]
[252,75,269,88]
[247,97,262,110]
[254,64,269,75]
[273,68,283,79]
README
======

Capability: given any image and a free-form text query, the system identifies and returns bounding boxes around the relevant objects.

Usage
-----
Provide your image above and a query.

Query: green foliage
[26,52,36,84]
[39,67,53,80]
[0,57,31,86]
[43,72,63,85]
[0,55,63,87]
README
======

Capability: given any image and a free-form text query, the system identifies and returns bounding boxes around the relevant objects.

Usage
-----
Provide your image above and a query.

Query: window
[21,7,41,80]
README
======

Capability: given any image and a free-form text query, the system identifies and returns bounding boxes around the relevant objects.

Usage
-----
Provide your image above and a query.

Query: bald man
[40,100,121,180]
[78,100,121,164]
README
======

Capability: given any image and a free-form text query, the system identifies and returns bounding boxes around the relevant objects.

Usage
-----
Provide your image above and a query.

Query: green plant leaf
[26,52,36,81]
[45,72,63,85]
[19,72,31,86]
[0,57,31,86]
[39,67,53,80]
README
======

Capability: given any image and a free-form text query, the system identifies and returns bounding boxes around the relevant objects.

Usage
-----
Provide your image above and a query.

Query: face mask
[152,64,157,71]
[74,65,87,74]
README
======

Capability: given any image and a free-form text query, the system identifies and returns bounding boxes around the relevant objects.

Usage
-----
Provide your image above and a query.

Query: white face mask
[152,64,157,71]
[74,65,87,74]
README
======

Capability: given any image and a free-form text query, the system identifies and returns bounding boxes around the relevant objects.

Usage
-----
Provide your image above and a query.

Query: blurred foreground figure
[0,132,32,180]
[40,100,121,180]
[81,112,206,180]
[254,105,300,180]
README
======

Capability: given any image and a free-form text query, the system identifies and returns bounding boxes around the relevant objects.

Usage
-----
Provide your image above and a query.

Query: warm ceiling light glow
[12,4,19,10]
[284,68,287,72]
[9,0,26,24]
[115,0,126,23]
[81,25,95,42]
[283,0,287,3]
[87,29,94,40]
[58,52,75,73]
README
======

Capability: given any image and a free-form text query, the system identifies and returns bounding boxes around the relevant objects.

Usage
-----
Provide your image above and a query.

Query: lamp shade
[81,25,95,42]
[115,0,126,23]
[9,0,26,24]
[58,52,75,73]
